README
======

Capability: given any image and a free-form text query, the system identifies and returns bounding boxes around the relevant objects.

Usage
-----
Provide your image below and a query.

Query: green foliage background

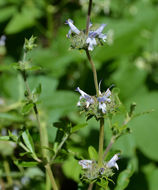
[0,0,158,189]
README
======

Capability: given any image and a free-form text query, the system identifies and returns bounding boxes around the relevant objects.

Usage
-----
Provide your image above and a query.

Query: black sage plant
[65,0,136,189]
[0,0,140,190]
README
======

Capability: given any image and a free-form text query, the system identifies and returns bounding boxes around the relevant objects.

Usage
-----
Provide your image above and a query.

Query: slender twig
[85,49,99,96]
[45,164,58,190]
[86,0,93,35]
[98,118,104,167]
[103,137,115,159]
[3,160,13,187]
[21,55,58,190]
[50,133,69,165]
[0,102,21,112]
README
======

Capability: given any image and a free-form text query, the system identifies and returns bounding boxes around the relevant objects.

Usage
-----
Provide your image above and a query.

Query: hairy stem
[98,118,104,166]
[21,68,58,190]
[86,0,93,35]
[50,133,69,165]
[85,49,99,96]
[88,183,94,190]
[3,160,13,186]
[103,137,115,159]
[45,164,58,190]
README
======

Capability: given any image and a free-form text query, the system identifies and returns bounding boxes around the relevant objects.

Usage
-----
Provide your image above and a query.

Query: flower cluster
[79,154,120,181]
[65,19,107,51]
[76,83,116,119]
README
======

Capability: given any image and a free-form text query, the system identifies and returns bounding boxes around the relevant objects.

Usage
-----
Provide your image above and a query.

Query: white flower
[86,37,97,51]
[65,19,80,38]
[76,87,94,108]
[107,154,120,170]
[0,35,6,46]
[98,102,106,113]
[79,160,93,169]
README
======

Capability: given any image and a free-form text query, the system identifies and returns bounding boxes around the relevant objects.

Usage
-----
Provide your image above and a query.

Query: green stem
[50,134,69,165]
[45,164,58,190]
[46,172,51,190]
[88,183,94,190]
[85,49,99,96]
[3,159,13,186]
[21,67,58,190]
[98,118,104,167]
[86,0,93,35]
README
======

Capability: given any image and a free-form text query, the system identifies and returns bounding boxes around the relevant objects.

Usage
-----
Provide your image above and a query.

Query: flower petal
[99,33,107,42]
[79,160,93,169]
[76,87,91,99]
[86,37,97,51]
[107,154,119,170]
[66,19,80,35]
[99,102,106,113]
[76,87,94,107]
[95,24,106,35]
[104,88,111,98]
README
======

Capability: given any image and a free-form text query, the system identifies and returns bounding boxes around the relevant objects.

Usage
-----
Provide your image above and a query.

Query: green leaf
[71,123,87,133]
[0,136,10,141]
[143,164,158,190]
[114,161,134,190]
[25,167,44,178]
[32,83,42,96]
[8,131,18,142]
[0,113,23,122]
[21,103,34,115]
[128,92,158,161]
[88,146,98,160]
[97,178,109,190]
[62,156,81,182]
[22,130,35,154]
[26,65,42,71]
[0,6,17,22]
[5,6,41,34]
[14,160,38,167]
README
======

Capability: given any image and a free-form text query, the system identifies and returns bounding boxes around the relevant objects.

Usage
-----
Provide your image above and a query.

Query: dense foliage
[0,0,158,189]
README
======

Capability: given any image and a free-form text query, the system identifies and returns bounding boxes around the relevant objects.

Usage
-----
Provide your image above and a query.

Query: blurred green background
[0,0,158,189]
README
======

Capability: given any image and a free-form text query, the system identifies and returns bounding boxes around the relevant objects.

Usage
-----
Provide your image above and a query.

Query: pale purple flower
[107,154,120,170]
[87,24,107,51]
[0,35,6,46]
[76,87,94,108]
[79,160,93,169]
[65,19,80,38]
[86,37,97,51]
[66,19,107,51]
[97,82,111,113]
